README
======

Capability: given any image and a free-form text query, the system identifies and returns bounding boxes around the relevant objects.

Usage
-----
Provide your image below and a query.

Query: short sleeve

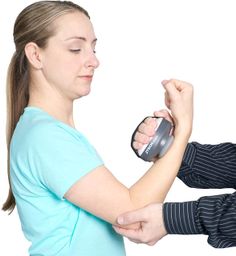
[28,122,103,198]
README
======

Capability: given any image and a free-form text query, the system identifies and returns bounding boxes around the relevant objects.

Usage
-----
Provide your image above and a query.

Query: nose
[85,51,100,69]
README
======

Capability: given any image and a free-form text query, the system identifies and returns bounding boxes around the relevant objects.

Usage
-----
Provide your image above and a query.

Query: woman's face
[40,11,99,100]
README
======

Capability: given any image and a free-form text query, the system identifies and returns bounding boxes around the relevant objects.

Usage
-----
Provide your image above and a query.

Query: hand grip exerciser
[131,117,174,162]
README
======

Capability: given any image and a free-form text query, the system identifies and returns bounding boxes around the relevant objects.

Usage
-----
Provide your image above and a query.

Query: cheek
[41,49,83,86]
[58,56,82,78]
[45,57,77,81]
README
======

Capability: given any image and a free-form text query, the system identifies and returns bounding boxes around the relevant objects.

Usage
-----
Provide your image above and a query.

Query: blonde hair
[3,1,90,213]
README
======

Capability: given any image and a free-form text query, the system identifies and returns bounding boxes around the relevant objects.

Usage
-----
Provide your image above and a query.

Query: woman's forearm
[129,133,189,208]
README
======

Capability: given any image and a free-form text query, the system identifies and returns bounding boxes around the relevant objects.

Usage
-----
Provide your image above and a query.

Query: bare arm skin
[65,79,193,225]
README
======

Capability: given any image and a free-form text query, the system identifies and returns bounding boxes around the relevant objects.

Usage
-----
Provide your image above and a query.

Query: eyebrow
[65,36,97,43]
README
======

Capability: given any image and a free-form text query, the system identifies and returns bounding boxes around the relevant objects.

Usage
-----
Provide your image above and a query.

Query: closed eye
[70,49,81,53]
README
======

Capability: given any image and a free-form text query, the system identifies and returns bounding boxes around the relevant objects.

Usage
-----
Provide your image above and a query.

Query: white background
[0,0,236,255]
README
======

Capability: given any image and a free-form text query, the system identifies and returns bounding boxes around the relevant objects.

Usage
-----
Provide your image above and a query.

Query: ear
[24,42,43,69]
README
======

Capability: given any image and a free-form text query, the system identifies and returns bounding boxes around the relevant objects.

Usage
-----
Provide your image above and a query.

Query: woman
[2,1,193,255]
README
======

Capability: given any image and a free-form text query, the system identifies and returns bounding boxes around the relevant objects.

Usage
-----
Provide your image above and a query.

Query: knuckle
[133,132,140,141]
[144,126,154,136]
[138,123,146,132]
[135,133,149,144]
[132,141,140,150]
[144,117,152,125]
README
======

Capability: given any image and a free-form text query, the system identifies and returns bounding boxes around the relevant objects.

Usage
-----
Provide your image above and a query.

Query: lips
[79,75,93,81]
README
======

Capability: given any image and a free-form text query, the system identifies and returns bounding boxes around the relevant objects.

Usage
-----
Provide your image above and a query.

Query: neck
[28,89,75,128]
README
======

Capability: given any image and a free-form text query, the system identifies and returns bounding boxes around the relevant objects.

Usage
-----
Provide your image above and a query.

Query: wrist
[174,124,192,141]
[159,203,168,236]
[173,131,191,145]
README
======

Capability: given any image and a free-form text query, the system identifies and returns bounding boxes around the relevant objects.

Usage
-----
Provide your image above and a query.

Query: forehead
[52,11,96,40]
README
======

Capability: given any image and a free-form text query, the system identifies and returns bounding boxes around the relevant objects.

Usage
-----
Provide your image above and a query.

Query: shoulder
[12,111,78,152]
[24,115,64,141]
[11,108,101,160]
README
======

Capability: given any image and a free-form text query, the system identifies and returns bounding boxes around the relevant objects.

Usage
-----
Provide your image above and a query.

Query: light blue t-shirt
[10,107,125,256]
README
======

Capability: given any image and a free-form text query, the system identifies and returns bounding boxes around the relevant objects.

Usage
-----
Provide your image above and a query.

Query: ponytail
[2,51,29,213]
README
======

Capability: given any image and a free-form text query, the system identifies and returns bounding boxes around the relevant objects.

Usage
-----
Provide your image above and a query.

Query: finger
[132,141,144,150]
[138,122,156,137]
[163,78,192,93]
[161,79,169,86]
[172,79,192,91]
[164,92,170,109]
[143,117,153,125]
[129,238,142,244]
[143,117,157,127]
[113,226,142,241]
[147,240,158,246]
[153,110,167,118]
[117,208,148,225]
[134,132,150,144]
[163,81,180,99]
[153,110,173,123]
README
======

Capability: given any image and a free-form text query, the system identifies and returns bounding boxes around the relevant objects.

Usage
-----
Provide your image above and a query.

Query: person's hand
[113,203,167,246]
[132,109,173,152]
[132,79,193,151]
[162,79,193,138]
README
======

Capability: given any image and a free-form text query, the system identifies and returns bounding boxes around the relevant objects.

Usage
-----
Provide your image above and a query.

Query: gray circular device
[131,117,174,162]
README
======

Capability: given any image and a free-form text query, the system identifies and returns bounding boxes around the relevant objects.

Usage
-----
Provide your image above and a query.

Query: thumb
[117,208,146,225]
[163,80,180,98]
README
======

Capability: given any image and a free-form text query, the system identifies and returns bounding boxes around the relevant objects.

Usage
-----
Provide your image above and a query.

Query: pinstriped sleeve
[163,142,236,248]
[163,193,236,248]
[178,142,236,189]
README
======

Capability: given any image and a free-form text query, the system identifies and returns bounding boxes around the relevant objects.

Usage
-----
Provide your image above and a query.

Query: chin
[74,88,91,99]
[82,87,91,96]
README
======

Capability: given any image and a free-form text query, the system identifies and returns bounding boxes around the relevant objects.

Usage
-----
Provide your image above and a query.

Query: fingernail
[161,80,168,86]
[117,216,124,225]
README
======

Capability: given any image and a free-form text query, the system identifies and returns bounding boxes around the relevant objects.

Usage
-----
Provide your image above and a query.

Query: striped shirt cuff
[182,143,196,168]
[163,201,201,234]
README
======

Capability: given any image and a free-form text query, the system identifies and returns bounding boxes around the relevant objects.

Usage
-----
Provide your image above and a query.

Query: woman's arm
[65,133,189,224]
[65,79,193,224]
